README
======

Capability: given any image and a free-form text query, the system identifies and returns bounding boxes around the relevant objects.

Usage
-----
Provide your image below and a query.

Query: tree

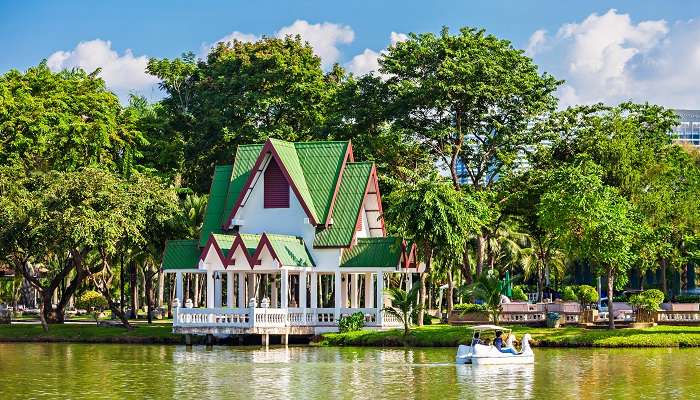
[150,37,337,192]
[0,62,144,173]
[462,270,504,325]
[383,283,422,337]
[538,159,636,329]
[384,168,481,325]
[381,26,560,276]
[628,289,664,323]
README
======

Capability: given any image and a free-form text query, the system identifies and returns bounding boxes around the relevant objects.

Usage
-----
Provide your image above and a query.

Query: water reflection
[2,343,700,399]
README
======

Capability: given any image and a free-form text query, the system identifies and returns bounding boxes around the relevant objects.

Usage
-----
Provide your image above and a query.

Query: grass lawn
[0,323,182,344]
[319,324,700,348]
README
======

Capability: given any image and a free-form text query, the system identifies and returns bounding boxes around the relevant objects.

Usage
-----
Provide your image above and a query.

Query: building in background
[673,110,700,146]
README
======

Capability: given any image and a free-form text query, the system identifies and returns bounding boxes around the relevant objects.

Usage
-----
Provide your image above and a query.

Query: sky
[2,1,700,108]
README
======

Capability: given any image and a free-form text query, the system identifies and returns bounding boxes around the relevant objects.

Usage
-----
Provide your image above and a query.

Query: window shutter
[264,158,290,208]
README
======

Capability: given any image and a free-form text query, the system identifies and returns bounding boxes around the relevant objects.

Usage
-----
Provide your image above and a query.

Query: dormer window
[264,157,289,208]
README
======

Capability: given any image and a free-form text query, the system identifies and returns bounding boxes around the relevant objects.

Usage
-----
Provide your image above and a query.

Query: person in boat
[471,331,481,346]
[494,330,519,355]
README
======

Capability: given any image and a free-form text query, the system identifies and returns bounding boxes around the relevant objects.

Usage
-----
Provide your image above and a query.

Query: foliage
[0,62,144,173]
[675,295,700,304]
[383,283,422,336]
[561,286,578,302]
[629,289,665,322]
[76,291,108,311]
[576,285,600,307]
[511,286,528,302]
[453,303,487,313]
[462,270,503,324]
[338,312,366,333]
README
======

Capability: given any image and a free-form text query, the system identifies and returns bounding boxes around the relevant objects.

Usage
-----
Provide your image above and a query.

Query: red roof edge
[223,139,318,230]
[250,233,282,269]
[199,234,226,266]
[223,234,255,269]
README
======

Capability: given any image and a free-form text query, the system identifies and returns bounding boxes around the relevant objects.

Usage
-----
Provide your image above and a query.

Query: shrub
[511,286,528,302]
[576,285,599,308]
[453,303,487,313]
[629,289,664,322]
[561,286,578,302]
[338,312,365,333]
[676,295,700,304]
[76,290,107,311]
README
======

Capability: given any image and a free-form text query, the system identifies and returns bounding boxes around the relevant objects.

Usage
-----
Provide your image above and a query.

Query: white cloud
[275,20,354,68]
[200,31,260,56]
[529,9,700,109]
[345,31,409,77]
[47,39,158,102]
[525,29,547,57]
[346,49,382,76]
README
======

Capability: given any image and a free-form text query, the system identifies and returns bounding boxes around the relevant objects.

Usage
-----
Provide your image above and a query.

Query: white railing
[173,307,398,329]
[657,311,700,322]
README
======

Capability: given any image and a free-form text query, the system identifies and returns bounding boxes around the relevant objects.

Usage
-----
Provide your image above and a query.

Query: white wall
[234,164,341,268]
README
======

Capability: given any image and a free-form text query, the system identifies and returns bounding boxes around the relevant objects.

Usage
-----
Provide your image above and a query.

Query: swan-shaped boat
[456,325,534,365]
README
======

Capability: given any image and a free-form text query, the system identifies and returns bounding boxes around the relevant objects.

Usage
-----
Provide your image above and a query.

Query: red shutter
[264,158,289,208]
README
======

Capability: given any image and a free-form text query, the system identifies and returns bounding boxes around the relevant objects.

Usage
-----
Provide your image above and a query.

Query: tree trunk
[120,252,125,315]
[607,266,615,330]
[129,263,138,319]
[475,235,485,278]
[418,244,432,326]
[447,270,455,314]
[461,244,473,285]
[660,258,668,298]
[537,268,543,303]
[145,269,154,324]
[167,274,174,319]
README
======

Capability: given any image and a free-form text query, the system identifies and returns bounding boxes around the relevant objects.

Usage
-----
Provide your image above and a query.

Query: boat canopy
[470,325,511,332]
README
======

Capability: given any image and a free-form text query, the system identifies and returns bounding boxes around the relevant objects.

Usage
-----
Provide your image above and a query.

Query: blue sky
[2,1,700,107]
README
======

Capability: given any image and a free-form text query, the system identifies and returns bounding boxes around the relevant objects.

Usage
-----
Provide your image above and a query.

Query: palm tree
[383,283,422,336]
[519,235,567,302]
[182,193,208,239]
[462,270,503,324]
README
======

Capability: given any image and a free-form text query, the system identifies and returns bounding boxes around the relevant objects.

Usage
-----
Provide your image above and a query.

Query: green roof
[295,141,349,223]
[211,233,236,257]
[269,139,320,222]
[340,237,403,268]
[265,234,315,267]
[162,240,200,270]
[223,144,264,226]
[239,233,261,256]
[314,162,372,247]
[198,165,233,247]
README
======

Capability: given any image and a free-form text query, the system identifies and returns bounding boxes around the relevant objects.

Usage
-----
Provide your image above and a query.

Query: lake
[0,343,699,399]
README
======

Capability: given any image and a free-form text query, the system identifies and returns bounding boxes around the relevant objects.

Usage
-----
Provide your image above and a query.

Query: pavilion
[162,139,423,341]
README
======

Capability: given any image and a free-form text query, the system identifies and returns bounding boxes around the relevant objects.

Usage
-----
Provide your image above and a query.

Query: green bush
[575,285,599,307]
[561,286,578,302]
[453,303,487,313]
[629,289,664,322]
[76,290,107,311]
[676,295,700,303]
[338,312,365,333]
[511,286,528,301]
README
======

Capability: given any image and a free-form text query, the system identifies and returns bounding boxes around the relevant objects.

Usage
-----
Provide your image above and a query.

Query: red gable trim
[223,234,255,269]
[199,235,226,265]
[223,139,318,229]
[402,242,418,269]
[324,140,354,227]
[349,164,386,244]
[250,233,282,269]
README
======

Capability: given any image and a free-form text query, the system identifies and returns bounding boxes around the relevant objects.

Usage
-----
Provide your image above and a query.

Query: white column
[310,272,318,309]
[340,273,347,308]
[206,270,214,308]
[226,271,234,307]
[299,271,307,309]
[238,272,245,307]
[364,273,373,308]
[214,272,222,307]
[376,271,384,324]
[281,269,289,309]
[175,271,184,305]
[248,273,256,304]
[351,274,359,308]
[271,274,278,307]
[334,270,342,320]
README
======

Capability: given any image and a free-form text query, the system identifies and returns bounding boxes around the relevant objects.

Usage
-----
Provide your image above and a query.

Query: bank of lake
[3,322,700,347]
